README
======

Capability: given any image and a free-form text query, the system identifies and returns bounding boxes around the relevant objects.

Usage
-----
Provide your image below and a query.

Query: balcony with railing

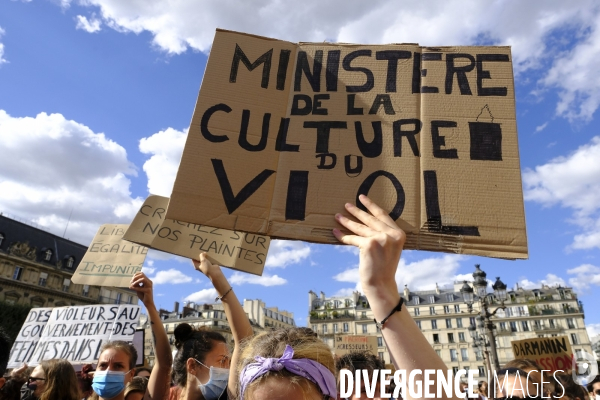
[309,311,356,323]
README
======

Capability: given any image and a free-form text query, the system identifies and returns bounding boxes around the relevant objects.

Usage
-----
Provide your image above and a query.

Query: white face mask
[194,359,229,400]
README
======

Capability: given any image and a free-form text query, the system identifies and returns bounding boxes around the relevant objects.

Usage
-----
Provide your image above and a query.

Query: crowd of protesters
[0,196,598,400]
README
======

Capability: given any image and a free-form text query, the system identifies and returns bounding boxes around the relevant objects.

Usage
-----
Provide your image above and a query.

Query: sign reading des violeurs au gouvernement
[166,29,527,260]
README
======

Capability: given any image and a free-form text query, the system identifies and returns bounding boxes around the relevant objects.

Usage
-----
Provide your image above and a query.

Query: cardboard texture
[334,335,379,356]
[166,29,528,259]
[123,195,269,275]
[8,305,141,367]
[71,224,148,287]
[511,336,573,373]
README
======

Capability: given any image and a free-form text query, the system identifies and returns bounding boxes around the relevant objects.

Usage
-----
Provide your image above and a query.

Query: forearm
[207,269,253,343]
[366,289,458,400]
[147,304,172,367]
[144,303,172,400]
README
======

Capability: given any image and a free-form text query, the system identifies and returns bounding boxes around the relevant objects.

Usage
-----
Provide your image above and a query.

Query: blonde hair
[236,327,335,400]
[39,359,81,400]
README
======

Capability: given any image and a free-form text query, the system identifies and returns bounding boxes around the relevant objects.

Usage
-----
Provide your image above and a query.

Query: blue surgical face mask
[92,370,130,399]
[194,359,229,400]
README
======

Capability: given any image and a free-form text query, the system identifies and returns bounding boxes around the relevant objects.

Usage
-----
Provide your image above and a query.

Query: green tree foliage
[0,301,33,345]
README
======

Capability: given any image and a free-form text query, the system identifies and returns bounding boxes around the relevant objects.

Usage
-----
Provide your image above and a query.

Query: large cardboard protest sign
[166,29,527,259]
[511,336,573,373]
[334,335,379,356]
[8,304,140,367]
[72,224,148,287]
[123,195,269,275]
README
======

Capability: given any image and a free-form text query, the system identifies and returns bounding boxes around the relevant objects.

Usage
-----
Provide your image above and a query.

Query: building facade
[143,299,295,366]
[309,282,592,376]
[0,214,137,307]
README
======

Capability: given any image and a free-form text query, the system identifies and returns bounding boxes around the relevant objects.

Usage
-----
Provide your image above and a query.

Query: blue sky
[1,0,599,338]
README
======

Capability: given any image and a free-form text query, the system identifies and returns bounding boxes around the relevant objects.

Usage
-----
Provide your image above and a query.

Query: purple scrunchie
[239,344,337,399]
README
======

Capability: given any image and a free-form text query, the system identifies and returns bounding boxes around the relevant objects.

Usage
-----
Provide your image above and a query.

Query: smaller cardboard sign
[8,304,141,367]
[123,195,269,276]
[511,336,573,373]
[334,335,379,356]
[72,224,148,287]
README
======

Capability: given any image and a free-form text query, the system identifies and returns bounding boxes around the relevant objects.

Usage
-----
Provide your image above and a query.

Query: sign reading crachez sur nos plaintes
[123,195,269,275]
[8,305,140,368]
[166,29,527,259]
[71,224,148,287]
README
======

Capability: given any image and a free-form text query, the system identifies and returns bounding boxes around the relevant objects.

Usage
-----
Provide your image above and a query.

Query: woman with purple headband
[236,195,457,400]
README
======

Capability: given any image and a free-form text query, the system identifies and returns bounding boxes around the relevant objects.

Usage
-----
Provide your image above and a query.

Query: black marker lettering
[230,44,272,89]
[211,159,275,214]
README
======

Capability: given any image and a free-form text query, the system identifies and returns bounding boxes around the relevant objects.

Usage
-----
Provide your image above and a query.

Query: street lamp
[468,324,493,375]
[460,264,507,372]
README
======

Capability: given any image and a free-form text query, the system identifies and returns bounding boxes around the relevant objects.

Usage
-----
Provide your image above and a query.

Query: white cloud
[517,274,567,290]
[0,27,7,65]
[523,136,600,250]
[265,240,311,268]
[75,15,102,33]
[331,287,356,297]
[184,288,219,304]
[0,110,142,243]
[333,254,466,292]
[534,122,548,133]
[566,264,600,292]
[142,265,156,274]
[151,268,193,284]
[334,244,359,256]
[540,13,600,122]
[587,323,600,339]
[229,272,287,286]
[138,127,187,196]
[60,0,600,120]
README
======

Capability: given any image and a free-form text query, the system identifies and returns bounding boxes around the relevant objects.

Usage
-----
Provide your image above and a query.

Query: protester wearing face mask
[20,364,46,400]
[89,341,138,400]
[171,324,231,400]
[168,252,253,400]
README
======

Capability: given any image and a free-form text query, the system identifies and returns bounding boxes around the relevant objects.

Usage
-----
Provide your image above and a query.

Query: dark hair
[554,372,587,400]
[587,375,600,393]
[77,364,94,397]
[99,340,138,369]
[172,323,227,387]
[478,380,487,390]
[0,327,10,378]
[0,374,28,399]
[336,351,384,375]
[336,350,390,397]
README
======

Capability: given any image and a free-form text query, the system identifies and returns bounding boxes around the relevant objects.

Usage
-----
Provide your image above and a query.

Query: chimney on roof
[404,285,410,299]
[174,301,180,313]
[320,291,325,301]
[435,283,440,294]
